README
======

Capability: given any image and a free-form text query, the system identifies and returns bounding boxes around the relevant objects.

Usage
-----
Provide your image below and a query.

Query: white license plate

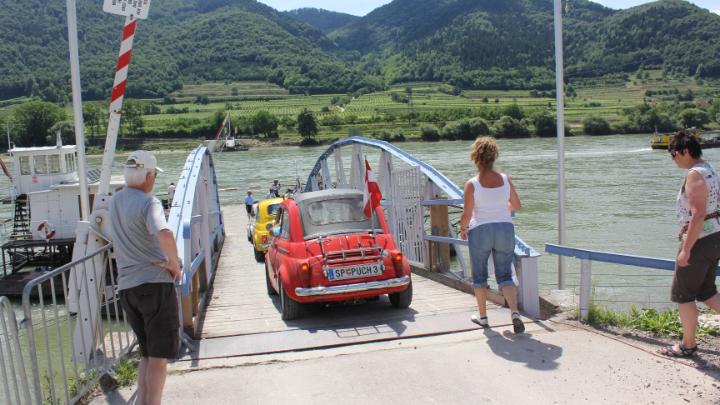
[327,262,384,280]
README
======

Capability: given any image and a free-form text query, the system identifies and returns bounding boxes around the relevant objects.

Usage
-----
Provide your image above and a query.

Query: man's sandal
[657,344,698,358]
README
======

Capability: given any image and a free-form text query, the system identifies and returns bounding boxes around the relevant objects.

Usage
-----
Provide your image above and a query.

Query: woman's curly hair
[470,136,498,171]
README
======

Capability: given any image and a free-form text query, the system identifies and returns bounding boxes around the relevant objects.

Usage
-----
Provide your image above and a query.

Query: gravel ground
[554,316,720,372]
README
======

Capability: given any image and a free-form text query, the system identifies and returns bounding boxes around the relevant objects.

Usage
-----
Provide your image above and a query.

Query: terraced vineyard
[1,74,718,147]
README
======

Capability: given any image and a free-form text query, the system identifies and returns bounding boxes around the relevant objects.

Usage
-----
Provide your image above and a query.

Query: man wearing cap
[110,150,180,405]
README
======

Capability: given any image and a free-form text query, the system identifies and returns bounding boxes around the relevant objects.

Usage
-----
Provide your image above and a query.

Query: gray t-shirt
[109,187,172,290]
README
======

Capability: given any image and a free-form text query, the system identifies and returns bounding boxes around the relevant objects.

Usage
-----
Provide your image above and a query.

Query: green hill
[0,0,380,101]
[331,0,720,89]
[283,8,359,33]
[0,0,718,101]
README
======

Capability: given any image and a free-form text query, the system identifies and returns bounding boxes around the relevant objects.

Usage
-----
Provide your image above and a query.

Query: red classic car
[265,189,412,320]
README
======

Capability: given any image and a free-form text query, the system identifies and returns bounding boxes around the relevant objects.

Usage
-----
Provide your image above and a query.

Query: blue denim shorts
[468,222,516,289]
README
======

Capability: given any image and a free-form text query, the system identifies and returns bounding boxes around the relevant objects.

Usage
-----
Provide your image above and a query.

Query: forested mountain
[283,8,359,33]
[331,0,720,89]
[0,0,380,101]
[0,0,719,101]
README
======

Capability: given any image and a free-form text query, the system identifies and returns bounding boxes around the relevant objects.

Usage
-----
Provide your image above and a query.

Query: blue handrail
[545,243,720,276]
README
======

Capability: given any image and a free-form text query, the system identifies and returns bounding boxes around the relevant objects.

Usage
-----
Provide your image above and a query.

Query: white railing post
[579,259,592,321]
[334,149,347,187]
[517,256,540,319]
[320,159,332,190]
[349,144,364,191]
[200,169,212,286]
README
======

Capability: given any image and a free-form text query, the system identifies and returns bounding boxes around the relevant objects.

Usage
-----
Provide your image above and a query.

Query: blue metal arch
[305,136,538,257]
[305,136,461,198]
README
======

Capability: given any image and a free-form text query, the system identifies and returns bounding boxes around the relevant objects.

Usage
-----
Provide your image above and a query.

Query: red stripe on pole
[111,81,126,103]
[122,20,137,41]
[115,51,132,71]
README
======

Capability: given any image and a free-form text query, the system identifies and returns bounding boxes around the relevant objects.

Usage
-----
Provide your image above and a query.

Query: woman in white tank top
[459,137,524,334]
[659,131,720,358]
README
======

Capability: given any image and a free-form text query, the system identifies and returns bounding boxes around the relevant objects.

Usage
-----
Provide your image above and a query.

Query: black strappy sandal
[658,344,698,358]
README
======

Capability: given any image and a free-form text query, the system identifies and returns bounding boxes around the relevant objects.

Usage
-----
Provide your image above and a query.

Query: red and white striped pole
[98,15,137,196]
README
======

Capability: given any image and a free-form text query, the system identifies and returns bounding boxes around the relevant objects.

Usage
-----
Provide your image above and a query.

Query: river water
[0,134,716,401]
[2,134,718,310]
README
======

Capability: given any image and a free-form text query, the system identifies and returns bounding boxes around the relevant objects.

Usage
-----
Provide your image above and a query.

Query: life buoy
[37,221,56,240]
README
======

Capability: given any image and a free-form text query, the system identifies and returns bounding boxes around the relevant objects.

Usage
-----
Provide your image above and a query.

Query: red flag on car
[363,159,382,218]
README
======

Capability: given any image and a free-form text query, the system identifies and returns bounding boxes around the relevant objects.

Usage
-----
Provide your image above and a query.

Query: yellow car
[247,197,284,262]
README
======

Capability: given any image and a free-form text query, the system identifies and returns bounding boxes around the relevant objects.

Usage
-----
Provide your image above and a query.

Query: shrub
[583,116,612,135]
[493,116,530,138]
[440,118,490,140]
[533,112,556,138]
[420,125,440,142]
[391,131,406,142]
[678,108,710,129]
[501,104,524,120]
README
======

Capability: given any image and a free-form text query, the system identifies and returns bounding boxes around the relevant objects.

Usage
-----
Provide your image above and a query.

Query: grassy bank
[585,305,720,338]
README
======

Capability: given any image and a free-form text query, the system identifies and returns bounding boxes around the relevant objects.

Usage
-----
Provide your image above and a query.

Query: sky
[257,0,720,17]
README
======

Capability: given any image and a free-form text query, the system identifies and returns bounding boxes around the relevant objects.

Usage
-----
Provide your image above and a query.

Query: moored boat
[0,136,123,295]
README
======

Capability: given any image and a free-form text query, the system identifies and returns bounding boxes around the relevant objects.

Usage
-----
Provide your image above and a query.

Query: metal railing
[303,137,542,319]
[168,146,225,341]
[422,199,541,319]
[0,296,31,405]
[1,243,135,405]
[545,243,720,320]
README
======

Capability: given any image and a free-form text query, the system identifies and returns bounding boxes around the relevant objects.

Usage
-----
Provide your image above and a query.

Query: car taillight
[391,252,405,277]
[298,262,311,287]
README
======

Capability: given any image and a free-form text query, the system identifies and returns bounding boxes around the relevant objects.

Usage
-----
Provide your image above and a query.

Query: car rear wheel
[254,247,265,262]
[247,232,252,242]
[265,262,277,296]
[389,280,412,309]
[279,279,301,321]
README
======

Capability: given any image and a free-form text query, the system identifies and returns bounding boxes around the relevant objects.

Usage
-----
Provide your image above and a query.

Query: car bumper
[295,275,410,297]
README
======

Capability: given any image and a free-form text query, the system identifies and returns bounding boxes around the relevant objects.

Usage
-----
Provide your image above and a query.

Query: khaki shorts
[120,283,180,358]
[671,232,720,303]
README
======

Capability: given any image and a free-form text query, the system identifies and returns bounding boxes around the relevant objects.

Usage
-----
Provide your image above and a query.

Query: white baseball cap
[125,150,164,173]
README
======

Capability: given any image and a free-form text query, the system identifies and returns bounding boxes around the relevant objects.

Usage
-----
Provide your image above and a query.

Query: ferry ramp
[184,205,520,360]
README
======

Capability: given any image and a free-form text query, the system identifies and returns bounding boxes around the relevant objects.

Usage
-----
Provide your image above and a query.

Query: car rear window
[266,203,280,216]
[305,198,370,226]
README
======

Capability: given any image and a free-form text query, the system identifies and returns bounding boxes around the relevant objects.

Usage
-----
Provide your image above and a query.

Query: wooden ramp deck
[185,205,521,361]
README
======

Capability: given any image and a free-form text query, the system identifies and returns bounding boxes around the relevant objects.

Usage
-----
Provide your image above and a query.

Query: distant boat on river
[650,128,720,150]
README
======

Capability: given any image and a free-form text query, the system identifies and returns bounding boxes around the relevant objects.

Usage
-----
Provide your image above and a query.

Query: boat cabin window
[19,156,31,175]
[49,155,61,174]
[34,156,48,175]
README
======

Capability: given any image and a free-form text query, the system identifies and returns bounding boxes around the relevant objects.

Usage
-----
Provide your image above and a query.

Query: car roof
[293,188,363,207]
[257,197,284,208]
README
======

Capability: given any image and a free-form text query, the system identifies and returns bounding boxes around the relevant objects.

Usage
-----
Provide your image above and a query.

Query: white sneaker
[471,313,489,327]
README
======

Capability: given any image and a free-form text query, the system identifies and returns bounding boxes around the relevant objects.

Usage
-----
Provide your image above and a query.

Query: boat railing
[167,146,225,342]
[0,243,134,405]
[545,244,720,321]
